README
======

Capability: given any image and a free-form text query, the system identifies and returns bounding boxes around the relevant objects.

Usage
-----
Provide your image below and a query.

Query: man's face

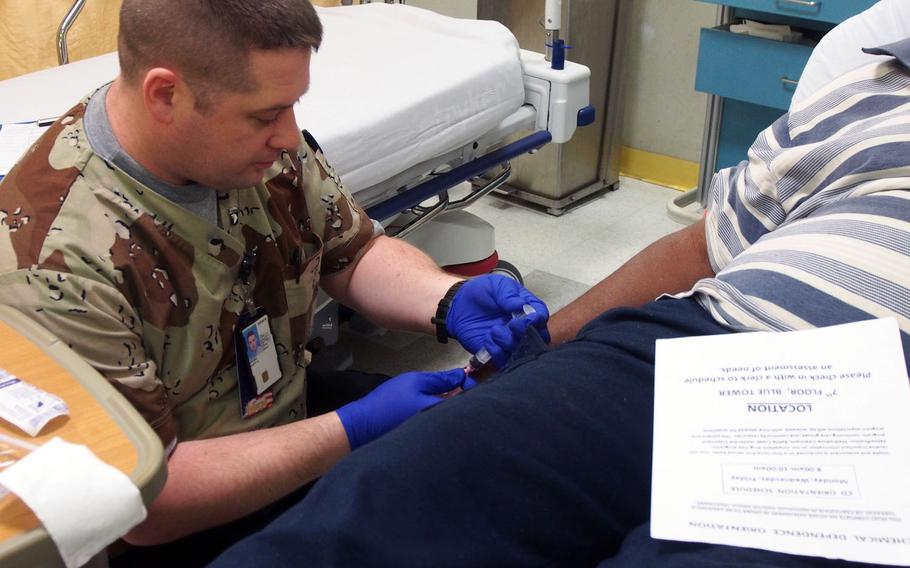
[247,333,258,352]
[171,48,312,190]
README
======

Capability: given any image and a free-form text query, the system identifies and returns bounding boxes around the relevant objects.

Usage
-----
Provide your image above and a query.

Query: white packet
[0,369,69,436]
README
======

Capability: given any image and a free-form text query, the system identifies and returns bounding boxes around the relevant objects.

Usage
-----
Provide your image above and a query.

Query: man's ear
[142,67,182,124]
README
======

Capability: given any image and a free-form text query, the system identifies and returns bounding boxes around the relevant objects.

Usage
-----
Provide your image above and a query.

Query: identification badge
[234,308,283,418]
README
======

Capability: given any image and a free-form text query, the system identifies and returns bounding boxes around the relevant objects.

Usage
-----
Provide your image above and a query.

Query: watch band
[430,280,466,344]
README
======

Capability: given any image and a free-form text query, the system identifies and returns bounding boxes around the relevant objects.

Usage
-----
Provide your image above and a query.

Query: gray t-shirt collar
[83,83,219,226]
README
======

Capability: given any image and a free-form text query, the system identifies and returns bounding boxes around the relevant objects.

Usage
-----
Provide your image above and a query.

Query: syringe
[464,304,536,376]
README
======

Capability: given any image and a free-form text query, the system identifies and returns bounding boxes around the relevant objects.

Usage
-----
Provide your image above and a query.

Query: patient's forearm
[547,219,714,344]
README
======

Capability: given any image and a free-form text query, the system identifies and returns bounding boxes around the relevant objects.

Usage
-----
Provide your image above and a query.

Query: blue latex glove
[446,274,550,368]
[336,369,475,450]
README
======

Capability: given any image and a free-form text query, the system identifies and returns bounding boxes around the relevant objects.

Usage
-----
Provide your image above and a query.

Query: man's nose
[268,108,300,150]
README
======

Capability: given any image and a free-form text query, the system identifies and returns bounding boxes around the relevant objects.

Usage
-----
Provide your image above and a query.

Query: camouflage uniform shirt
[0,95,377,446]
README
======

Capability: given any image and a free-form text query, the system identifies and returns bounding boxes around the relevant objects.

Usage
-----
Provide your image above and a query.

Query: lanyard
[238,248,258,317]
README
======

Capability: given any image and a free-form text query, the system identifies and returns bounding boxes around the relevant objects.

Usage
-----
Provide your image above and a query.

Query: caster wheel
[491,259,523,285]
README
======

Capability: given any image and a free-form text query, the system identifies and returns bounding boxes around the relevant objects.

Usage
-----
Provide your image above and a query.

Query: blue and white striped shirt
[689,39,910,361]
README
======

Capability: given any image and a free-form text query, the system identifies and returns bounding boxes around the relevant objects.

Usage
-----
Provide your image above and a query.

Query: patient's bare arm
[547,218,715,345]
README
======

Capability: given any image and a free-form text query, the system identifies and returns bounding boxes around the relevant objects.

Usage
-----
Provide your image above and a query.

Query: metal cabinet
[477,0,627,215]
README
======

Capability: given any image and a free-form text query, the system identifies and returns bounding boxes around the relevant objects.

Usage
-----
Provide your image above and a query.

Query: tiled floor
[329,177,691,376]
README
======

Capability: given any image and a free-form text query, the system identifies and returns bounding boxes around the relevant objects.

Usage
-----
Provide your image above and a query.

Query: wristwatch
[430,280,465,343]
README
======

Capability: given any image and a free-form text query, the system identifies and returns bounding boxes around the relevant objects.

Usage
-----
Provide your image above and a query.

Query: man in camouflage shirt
[0,0,549,558]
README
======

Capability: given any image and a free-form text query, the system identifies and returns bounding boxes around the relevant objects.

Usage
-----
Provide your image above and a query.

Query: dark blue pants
[211,298,882,567]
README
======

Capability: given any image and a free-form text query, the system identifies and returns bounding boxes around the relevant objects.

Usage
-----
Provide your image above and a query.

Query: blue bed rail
[365,130,553,221]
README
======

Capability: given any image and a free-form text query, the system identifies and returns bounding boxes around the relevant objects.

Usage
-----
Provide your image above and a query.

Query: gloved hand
[446,274,550,368]
[336,369,475,450]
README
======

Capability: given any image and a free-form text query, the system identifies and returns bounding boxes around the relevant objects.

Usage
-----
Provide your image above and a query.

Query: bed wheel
[491,260,523,285]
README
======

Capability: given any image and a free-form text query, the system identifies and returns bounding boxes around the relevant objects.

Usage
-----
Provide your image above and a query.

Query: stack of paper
[0,122,51,179]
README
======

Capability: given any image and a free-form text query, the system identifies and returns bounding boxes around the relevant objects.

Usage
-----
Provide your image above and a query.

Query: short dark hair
[118,0,321,97]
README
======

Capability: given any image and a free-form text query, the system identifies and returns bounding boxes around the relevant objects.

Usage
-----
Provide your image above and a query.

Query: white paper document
[651,318,910,566]
[0,122,50,177]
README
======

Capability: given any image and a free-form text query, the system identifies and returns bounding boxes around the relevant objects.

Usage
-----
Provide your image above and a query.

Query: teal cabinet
[695,26,813,111]
[694,0,878,200]
[697,0,878,24]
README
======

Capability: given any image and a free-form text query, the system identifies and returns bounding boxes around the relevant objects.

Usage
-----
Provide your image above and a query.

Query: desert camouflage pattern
[0,96,377,445]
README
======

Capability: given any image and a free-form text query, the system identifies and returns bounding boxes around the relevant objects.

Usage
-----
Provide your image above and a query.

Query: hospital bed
[0,1,593,351]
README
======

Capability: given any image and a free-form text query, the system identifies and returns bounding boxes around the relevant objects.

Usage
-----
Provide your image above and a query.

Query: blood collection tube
[464,304,536,376]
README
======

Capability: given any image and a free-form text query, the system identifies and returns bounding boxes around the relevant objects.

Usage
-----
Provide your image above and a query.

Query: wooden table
[0,305,165,567]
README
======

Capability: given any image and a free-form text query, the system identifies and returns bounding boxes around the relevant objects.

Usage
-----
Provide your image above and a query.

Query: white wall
[621,0,717,162]
[407,0,477,19]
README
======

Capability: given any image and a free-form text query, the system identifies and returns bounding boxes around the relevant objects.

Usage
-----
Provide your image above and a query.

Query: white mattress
[0,4,524,194]
[301,4,524,192]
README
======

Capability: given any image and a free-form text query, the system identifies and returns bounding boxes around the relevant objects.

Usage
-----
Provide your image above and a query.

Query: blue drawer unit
[698,0,879,24]
[696,26,813,111]
[694,0,880,198]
